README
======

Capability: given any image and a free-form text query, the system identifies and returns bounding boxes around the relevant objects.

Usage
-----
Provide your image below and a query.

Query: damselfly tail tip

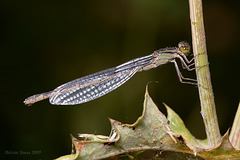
[23,96,35,106]
[23,91,52,106]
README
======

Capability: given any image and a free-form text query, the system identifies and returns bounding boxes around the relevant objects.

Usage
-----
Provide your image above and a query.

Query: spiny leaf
[56,88,240,160]
[165,104,208,154]
[229,102,240,150]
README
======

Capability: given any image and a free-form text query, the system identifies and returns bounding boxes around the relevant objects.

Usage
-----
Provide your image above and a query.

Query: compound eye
[178,41,190,55]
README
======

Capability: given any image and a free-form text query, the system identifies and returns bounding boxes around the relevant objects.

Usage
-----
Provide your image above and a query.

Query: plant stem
[188,0,221,147]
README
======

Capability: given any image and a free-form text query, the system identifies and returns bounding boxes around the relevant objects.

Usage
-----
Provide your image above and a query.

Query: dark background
[1,0,239,159]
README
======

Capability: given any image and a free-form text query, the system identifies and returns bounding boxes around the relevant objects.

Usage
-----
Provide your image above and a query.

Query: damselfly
[24,41,197,106]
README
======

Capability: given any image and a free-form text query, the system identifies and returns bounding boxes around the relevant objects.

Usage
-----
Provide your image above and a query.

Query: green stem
[188,0,221,147]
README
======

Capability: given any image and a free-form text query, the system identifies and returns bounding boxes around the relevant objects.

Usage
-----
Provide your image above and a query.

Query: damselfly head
[178,41,190,56]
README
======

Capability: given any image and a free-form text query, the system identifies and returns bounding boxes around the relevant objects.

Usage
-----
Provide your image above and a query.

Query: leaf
[229,102,240,150]
[56,88,240,160]
[199,131,240,159]
[166,104,208,154]
[165,104,240,159]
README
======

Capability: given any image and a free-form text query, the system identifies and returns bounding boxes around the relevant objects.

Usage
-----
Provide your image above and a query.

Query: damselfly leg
[174,53,208,85]
[172,59,198,85]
